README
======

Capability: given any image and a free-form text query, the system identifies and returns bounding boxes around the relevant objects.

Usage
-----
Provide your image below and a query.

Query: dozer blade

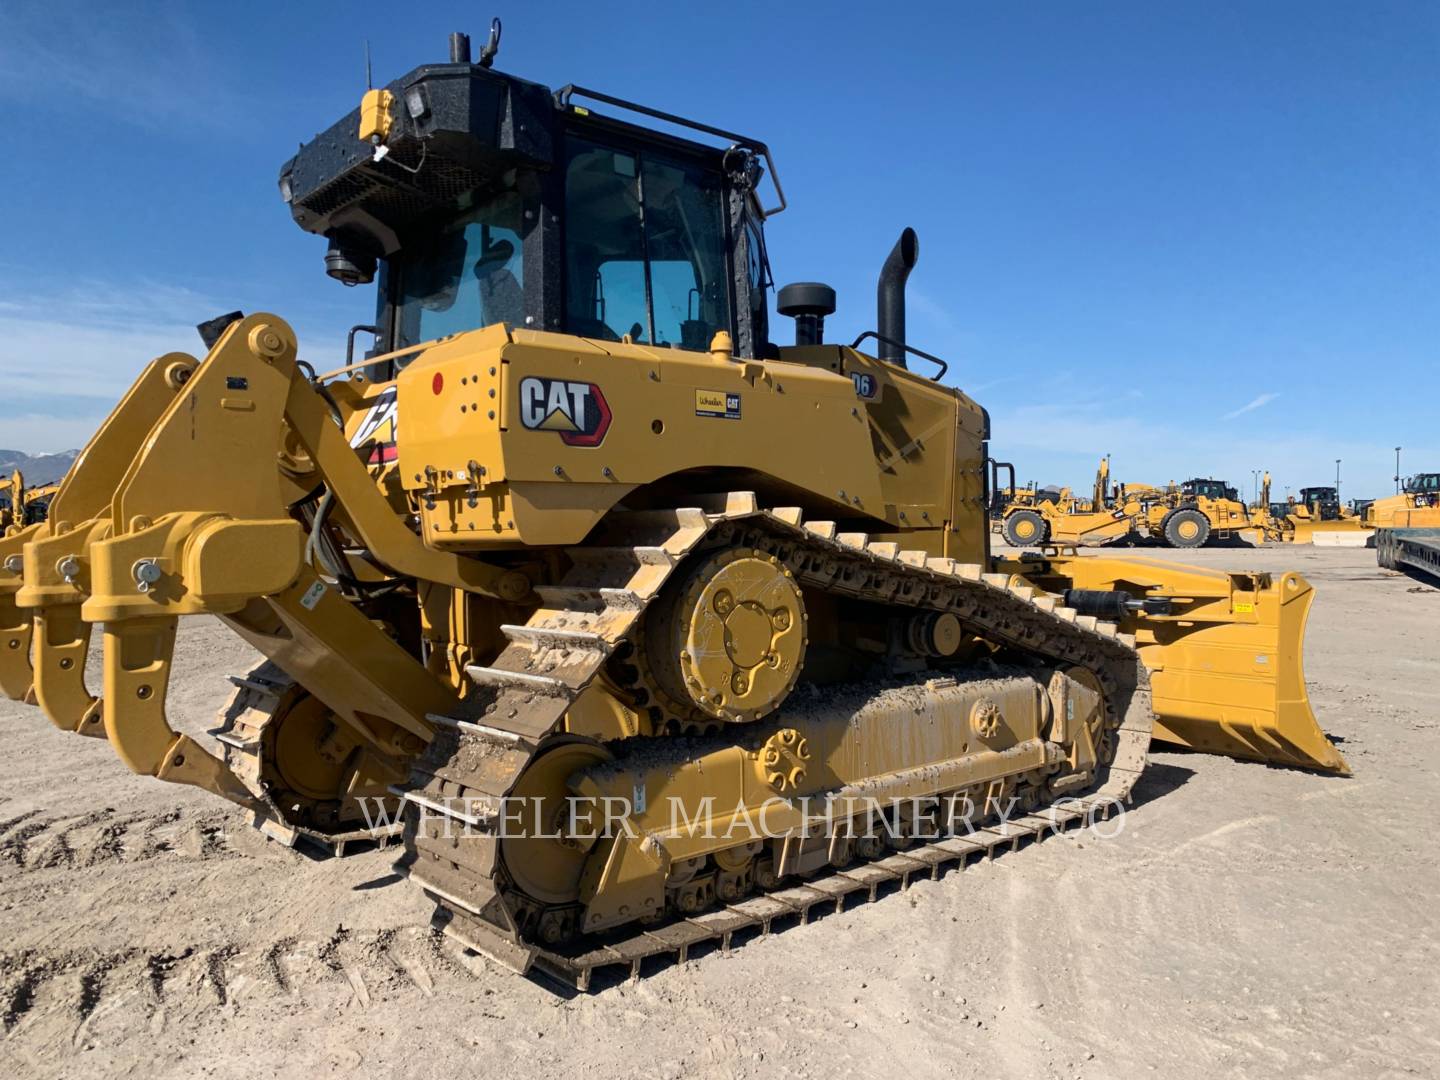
[1019,554,1349,775]
[1143,571,1347,774]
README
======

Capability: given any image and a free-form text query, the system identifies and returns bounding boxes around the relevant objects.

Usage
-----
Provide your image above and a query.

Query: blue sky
[1,0,1434,501]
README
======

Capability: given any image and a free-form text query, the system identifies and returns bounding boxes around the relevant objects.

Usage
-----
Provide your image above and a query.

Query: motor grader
[0,30,1348,987]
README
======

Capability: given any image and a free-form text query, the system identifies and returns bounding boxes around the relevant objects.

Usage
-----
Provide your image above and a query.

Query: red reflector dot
[432,372,445,394]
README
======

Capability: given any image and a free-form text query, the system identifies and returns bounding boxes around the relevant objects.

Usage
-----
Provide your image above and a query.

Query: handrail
[556,84,787,218]
[849,332,949,381]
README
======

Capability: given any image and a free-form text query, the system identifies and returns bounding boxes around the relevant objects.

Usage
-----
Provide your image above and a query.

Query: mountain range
[0,449,80,486]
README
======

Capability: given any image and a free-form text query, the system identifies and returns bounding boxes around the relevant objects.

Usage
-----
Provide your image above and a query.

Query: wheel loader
[0,28,1348,988]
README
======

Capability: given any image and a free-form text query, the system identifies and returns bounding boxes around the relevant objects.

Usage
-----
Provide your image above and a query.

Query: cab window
[563,136,729,350]
[392,189,525,350]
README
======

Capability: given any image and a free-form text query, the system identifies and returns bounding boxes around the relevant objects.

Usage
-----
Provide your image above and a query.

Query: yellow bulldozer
[0,29,1347,988]
[1273,485,1370,544]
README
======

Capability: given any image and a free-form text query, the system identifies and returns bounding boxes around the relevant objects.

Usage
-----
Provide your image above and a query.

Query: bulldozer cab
[281,61,781,375]
[1298,486,1341,521]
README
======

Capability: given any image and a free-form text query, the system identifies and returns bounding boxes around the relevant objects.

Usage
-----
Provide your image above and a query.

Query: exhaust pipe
[877,227,919,367]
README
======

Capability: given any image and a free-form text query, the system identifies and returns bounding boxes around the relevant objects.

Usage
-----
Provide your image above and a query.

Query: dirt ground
[1,545,1435,1080]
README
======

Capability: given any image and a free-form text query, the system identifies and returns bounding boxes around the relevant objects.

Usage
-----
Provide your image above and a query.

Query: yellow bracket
[0,592,35,702]
[89,314,525,606]
[32,607,105,738]
[0,523,42,701]
[3,352,196,710]
[19,518,112,735]
[52,353,200,530]
[102,616,255,806]
[29,314,521,813]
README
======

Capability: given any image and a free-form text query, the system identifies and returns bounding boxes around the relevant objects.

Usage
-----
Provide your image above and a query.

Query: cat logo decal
[518,377,612,447]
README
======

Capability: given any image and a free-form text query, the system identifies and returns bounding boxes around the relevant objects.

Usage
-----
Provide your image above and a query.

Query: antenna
[365,40,373,90]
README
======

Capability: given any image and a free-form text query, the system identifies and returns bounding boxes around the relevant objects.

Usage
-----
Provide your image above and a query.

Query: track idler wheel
[648,548,807,723]
[500,739,613,907]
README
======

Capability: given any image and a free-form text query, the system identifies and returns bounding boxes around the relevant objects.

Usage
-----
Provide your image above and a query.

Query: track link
[398,493,1152,988]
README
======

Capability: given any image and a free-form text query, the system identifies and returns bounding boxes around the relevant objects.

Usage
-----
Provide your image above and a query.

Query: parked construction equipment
[1367,472,1439,529]
[0,472,20,532]
[996,458,1142,546]
[0,473,59,533]
[1133,477,1252,548]
[0,31,1347,986]
[1274,485,1369,544]
[997,465,1256,549]
[1372,474,1440,578]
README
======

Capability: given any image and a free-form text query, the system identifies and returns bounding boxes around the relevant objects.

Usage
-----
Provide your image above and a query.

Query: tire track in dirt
[0,806,244,872]
[0,817,56,867]
[1,925,472,1042]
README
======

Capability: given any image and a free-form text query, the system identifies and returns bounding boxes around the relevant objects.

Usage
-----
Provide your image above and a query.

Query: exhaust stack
[877,227,919,367]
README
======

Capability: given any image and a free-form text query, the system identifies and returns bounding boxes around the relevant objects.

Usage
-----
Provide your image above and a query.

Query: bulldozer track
[213,667,406,857]
[399,493,1152,990]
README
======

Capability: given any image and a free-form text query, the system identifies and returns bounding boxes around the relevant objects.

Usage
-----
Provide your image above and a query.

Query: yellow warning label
[1234,600,1255,614]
